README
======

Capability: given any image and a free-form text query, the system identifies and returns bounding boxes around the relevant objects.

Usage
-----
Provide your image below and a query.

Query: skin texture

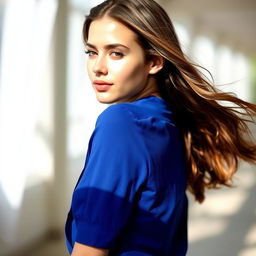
[71,16,164,256]
[71,242,109,256]
[86,16,164,104]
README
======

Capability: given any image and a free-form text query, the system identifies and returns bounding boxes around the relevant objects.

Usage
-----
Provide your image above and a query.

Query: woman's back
[66,96,188,255]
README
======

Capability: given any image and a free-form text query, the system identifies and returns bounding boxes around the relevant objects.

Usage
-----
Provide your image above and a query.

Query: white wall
[0,0,58,255]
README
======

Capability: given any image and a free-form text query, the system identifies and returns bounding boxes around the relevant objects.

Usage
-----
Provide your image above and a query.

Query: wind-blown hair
[83,0,256,202]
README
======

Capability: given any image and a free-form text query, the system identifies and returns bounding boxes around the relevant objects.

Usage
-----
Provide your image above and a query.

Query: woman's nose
[93,55,108,75]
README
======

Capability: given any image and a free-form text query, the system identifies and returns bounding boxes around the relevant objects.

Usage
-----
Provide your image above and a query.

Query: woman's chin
[95,93,117,104]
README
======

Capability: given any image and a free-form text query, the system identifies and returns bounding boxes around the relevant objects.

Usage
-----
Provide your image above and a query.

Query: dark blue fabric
[65,96,188,255]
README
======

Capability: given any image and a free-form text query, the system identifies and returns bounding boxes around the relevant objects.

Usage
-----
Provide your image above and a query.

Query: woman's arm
[71,242,109,256]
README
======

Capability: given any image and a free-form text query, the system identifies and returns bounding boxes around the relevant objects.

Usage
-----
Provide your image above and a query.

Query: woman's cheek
[108,59,127,73]
[109,59,143,81]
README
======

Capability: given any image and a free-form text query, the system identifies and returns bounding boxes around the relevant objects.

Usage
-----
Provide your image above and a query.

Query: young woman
[65,0,256,255]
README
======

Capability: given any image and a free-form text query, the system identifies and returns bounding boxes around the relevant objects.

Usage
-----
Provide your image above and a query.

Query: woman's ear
[148,55,164,75]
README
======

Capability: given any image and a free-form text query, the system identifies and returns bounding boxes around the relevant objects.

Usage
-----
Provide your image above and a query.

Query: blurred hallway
[0,0,255,256]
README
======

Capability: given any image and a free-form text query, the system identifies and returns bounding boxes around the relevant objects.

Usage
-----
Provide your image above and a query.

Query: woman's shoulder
[92,103,147,156]
[93,103,144,141]
[96,103,135,128]
[96,97,175,132]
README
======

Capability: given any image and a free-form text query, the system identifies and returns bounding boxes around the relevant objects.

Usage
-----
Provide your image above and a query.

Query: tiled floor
[27,162,256,256]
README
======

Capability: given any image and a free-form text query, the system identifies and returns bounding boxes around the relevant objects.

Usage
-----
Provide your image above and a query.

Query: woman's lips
[93,80,113,92]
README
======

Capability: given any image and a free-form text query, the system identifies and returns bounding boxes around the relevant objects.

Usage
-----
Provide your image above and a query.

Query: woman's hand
[71,242,109,256]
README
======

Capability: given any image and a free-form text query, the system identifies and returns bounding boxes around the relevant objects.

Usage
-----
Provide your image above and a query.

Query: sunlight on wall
[232,52,251,101]
[174,22,191,54]
[190,190,248,217]
[69,0,103,10]
[189,218,228,243]
[67,9,90,158]
[0,0,57,242]
[240,248,256,256]
[192,36,216,82]
[216,45,234,86]
[175,23,251,103]
[89,0,105,8]
[215,45,250,101]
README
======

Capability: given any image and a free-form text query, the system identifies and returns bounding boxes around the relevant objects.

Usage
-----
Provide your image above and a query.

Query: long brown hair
[83,0,256,202]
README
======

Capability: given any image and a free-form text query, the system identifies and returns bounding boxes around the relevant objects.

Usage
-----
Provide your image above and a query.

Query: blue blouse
[65,96,188,255]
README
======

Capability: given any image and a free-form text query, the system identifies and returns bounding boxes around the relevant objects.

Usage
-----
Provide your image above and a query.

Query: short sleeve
[71,105,149,249]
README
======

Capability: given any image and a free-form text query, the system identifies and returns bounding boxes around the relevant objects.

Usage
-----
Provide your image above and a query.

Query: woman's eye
[110,51,124,58]
[85,50,97,56]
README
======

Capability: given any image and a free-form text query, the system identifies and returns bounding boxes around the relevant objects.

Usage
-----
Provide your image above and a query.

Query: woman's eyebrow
[86,43,130,50]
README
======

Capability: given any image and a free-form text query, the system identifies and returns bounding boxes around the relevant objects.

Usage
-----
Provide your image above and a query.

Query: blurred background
[0,0,255,255]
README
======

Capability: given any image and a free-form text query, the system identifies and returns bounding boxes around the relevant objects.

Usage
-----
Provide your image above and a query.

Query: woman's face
[86,16,158,104]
